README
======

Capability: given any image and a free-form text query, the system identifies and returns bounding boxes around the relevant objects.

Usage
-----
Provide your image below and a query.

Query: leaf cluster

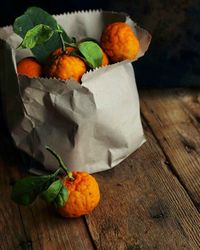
[11,147,71,208]
[14,7,103,68]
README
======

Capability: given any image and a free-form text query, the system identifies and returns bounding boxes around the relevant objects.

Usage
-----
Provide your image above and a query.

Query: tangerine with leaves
[44,47,87,82]
[17,57,42,78]
[100,22,140,63]
[58,171,100,217]
[45,147,100,218]
[11,146,100,218]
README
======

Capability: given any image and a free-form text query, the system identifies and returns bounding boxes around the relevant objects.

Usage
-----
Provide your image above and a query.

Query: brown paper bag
[0,10,151,173]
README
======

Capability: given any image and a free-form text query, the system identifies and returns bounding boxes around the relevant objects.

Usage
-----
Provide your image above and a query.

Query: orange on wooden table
[11,146,101,219]
[57,171,100,218]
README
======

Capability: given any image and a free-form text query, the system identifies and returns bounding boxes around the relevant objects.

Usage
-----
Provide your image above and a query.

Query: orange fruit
[57,172,100,218]
[17,57,42,78]
[44,47,87,82]
[101,50,109,66]
[100,22,140,63]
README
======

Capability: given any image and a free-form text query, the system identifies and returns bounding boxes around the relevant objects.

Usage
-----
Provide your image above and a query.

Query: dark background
[1,0,200,87]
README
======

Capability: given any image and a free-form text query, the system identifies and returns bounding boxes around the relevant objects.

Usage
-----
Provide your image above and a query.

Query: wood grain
[1,88,200,250]
[19,202,94,250]
[140,89,200,207]
[86,121,200,249]
[176,88,200,132]
[0,150,94,250]
[0,160,28,250]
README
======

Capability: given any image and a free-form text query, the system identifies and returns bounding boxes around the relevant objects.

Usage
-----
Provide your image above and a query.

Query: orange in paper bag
[17,57,42,78]
[13,6,106,83]
[100,22,140,63]
[101,49,109,66]
[44,47,87,82]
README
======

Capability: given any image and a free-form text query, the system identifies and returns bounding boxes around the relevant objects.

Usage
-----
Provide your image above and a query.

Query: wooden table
[1,88,200,250]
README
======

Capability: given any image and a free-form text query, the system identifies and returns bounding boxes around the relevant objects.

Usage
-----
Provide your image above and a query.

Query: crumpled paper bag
[0,10,151,173]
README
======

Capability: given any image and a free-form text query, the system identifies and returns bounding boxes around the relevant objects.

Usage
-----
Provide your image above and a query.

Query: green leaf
[80,37,99,44]
[11,169,60,206]
[40,179,62,203]
[13,6,72,62]
[54,186,68,208]
[18,24,54,49]
[78,41,103,68]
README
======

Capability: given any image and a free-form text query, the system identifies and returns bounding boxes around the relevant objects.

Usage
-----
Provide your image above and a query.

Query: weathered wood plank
[19,202,94,250]
[0,160,29,250]
[1,89,200,249]
[86,122,200,250]
[176,88,200,132]
[140,89,200,207]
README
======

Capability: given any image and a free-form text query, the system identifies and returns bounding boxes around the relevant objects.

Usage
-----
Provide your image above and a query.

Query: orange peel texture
[101,50,109,66]
[100,22,140,63]
[44,47,86,82]
[17,57,42,78]
[57,172,100,218]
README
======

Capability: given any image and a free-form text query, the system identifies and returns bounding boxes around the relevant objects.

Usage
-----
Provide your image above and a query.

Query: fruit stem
[56,24,66,52]
[64,42,77,49]
[45,146,74,181]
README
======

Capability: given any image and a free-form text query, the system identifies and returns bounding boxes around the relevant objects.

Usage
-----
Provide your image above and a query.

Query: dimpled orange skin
[17,57,42,78]
[57,172,100,218]
[101,50,109,66]
[44,47,87,82]
[100,22,140,63]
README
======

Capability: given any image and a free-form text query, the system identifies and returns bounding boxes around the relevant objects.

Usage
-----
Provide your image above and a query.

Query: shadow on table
[0,99,46,174]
